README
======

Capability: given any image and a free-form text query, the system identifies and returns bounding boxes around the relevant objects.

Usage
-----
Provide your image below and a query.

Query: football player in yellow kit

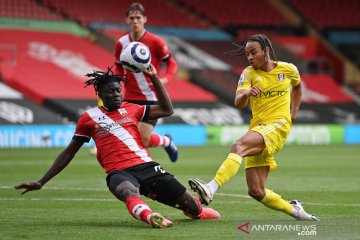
[189,34,319,221]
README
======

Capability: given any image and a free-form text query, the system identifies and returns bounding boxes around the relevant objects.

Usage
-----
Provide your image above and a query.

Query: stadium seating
[187,39,304,73]
[237,29,276,41]
[288,0,360,29]
[178,0,293,27]
[0,28,218,121]
[1,0,359,125]
[42,0,208,28]
[0,0,62,20]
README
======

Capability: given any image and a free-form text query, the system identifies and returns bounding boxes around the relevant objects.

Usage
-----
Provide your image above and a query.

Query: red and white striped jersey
[74,102,153,173]
[114,31,172,102]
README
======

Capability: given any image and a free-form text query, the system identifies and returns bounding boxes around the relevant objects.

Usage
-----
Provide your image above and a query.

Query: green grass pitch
[1,145,359,239]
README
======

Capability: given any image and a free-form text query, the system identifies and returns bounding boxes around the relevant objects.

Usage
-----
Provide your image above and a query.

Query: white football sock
[162,136,170,147]
[208,180,219,195]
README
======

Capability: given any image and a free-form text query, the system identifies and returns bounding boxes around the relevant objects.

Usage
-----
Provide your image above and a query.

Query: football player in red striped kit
[14,65,220,228]
[114,2,178,162]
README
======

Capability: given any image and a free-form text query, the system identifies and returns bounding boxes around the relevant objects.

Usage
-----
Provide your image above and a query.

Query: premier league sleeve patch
[238,74,245,87]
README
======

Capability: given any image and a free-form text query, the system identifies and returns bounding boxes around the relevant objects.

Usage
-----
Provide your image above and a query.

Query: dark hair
[225,34,276,61]
[126,2,146,16]
[84,66,126,95]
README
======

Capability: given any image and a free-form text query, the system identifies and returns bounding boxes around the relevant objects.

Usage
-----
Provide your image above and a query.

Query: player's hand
[247,85,262,97]
[143,64,158,78]
[14,181,43,194]
[159,77,169,86]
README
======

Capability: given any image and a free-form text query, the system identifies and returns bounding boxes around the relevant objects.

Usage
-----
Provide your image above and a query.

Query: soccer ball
[119,42,151,73]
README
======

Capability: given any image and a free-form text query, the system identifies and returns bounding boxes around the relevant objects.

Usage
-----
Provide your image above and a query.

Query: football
[119,42,151,73]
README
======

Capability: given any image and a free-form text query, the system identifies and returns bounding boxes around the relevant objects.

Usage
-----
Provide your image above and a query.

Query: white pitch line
[2,185,106,191]
[0,197,115,202]
[217,192,251,199]
[3,185,360,207]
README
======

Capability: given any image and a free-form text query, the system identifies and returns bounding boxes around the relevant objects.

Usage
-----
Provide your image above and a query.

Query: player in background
[113,2,178,162]
[14,66,220,228]
[189,34,319,221]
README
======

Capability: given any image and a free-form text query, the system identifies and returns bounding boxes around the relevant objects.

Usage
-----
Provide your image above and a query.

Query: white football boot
[290,200,320,221]
[188,179,213,205]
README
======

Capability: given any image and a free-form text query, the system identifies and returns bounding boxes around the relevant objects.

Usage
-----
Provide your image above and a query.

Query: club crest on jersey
[119,108,128,116]
[278,73,285,82]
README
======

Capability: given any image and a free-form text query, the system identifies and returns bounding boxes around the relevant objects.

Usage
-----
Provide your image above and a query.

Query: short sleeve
[124,103,148,122]
[236,69,252,91]
[155,37,171,61]
[134,104,148,121]
[74,113,92,142]
[290,63,301,86]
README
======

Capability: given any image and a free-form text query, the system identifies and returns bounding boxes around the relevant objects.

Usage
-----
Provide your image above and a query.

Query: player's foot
[89,147,97,155]
[188,178,213,205]
[149,213,173,228]
[164,134,178,162]
[290,200,320,221]
[199,207,221,219]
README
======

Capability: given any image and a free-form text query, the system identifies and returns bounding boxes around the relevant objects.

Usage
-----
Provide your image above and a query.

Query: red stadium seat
[289,0,360,29]
[179,0,293,27]
[43,0,208,28]
[0,0,63,21]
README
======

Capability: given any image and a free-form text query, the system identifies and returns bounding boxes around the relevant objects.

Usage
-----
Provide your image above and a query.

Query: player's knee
[232,139,264,157]
[141,137,150,147]
[114,183,139,201]
[231,139,246,157]
[248,187,265,201]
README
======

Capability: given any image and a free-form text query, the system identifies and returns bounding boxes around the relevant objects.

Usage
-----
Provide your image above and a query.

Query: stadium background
[1,0,360,147]
[1,1,360,239]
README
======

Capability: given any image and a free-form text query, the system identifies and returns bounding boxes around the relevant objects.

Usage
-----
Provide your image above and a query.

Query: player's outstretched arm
[143,64,174,119]
[14,139,84,194]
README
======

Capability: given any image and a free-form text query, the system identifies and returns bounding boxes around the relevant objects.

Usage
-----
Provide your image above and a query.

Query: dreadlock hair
[84,66,126,95]
[224,34,277,61]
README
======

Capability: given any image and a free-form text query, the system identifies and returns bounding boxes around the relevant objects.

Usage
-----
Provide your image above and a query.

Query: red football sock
[125,196,153,223]
[148,134,170,147]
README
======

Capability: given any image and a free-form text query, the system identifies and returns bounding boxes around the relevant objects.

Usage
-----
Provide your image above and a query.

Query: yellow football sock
[260,189,292,214]
[213,153,242,187]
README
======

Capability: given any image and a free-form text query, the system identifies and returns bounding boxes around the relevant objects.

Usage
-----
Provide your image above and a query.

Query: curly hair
[84,66,126,95]
[225,34,276,61]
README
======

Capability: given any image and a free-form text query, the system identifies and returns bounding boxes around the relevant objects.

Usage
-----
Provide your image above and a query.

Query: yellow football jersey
[236,61,301,126]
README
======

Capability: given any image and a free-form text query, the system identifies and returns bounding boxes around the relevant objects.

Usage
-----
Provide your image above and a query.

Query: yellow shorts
[245,119,291,171]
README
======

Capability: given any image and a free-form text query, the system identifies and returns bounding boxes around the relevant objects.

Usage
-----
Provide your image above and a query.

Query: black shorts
[106,162,186,205]
[141,118,158,127]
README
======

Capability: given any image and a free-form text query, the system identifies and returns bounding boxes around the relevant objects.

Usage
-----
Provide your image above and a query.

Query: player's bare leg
[246,167,319,221]
[110,181,174,227]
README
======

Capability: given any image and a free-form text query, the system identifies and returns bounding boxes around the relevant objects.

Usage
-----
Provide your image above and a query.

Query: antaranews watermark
[237,221,317,237]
